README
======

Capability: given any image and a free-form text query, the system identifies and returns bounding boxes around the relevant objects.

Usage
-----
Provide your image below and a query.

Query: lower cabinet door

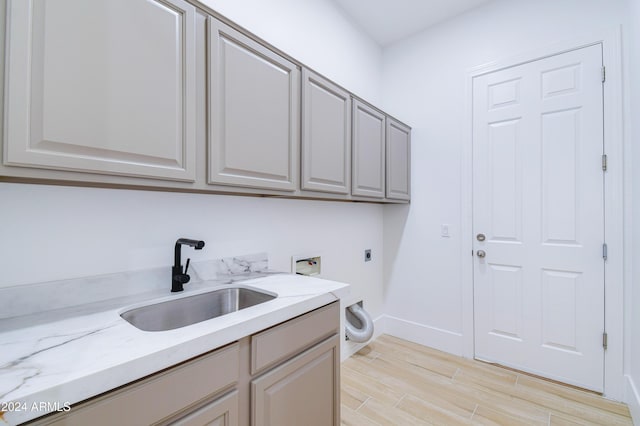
[168,390,238,426]
[251,335,339,426]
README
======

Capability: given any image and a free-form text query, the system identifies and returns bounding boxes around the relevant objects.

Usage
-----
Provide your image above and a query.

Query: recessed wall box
[292,255,321,276]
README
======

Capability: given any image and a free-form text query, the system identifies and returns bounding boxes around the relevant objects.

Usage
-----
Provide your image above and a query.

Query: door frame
[461,27,625,400]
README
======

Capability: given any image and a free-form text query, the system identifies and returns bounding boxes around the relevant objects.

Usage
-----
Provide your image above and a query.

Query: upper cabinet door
[4,0,197,181]
[352,100,385,198]
[301,69,351,194]
[208,18,299,191]
[386,119,411,200]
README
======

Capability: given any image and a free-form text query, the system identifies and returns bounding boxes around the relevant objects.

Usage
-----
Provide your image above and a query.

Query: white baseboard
[340,315,466,361]
[341,315,386,361]
[383,315,465,357]
[626,375,640,425]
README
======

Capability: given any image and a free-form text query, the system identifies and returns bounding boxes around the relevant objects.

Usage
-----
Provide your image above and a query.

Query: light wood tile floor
[341,335,632,425]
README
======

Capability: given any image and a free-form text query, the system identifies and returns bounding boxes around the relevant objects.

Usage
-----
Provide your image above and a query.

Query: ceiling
[332,0,494,47]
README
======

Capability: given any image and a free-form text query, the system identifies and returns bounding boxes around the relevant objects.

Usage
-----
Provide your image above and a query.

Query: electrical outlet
[364,249,372,262]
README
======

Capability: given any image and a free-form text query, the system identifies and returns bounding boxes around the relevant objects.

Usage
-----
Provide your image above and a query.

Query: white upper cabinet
[301,69,351,194]
[352,100,385,198]
[208,18,300,191]
[386,118,411,200]
[4,0,197,181]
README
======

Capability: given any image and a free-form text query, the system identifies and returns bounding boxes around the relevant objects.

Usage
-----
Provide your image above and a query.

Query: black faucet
[172,238,205,292]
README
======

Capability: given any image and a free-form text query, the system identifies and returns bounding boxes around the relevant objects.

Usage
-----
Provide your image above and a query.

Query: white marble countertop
[0,273,350,425]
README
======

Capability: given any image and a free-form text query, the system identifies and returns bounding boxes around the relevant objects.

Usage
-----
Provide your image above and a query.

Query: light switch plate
[441,224,450,238]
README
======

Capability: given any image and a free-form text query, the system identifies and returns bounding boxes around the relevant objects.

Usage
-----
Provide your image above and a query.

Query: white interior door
[472,44,605,392]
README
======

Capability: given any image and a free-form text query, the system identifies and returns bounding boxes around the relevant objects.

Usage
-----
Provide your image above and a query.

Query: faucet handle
[184,258,191,275]
[174,273,190,285]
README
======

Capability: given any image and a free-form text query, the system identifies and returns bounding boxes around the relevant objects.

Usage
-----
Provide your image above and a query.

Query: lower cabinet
[252,336,339,426]
[26,302,339,426]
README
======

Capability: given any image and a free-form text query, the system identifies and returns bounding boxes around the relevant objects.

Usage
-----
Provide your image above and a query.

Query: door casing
[462,27,625,400]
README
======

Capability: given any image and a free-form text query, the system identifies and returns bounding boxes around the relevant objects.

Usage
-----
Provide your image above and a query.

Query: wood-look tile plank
[371,337,459,378]
[510,388,633,426]
[471,404,547,426]
[341,335,633,426]
[341,383,369,411]
[341,404,381,426]
[352,349,546,424]
[351,344,381,362]
[454,367,627,425]
[548,413,588,425]
[342,366,404,407]
[396,393,475,425]
[517,374,631,417]
[367,355,478,416]
[357,397,431,426]
[370,351,550,424]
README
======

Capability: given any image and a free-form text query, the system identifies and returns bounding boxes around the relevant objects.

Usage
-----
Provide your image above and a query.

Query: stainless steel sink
[121,287,276,331]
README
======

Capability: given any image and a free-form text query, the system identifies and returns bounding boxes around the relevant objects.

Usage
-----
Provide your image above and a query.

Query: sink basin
[121,287,276,331]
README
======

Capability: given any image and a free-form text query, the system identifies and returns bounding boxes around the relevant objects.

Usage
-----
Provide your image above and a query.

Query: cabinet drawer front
[4,0,197,182]
[251,302,339,375]
[251,335,340,426]
[29,344,239,426]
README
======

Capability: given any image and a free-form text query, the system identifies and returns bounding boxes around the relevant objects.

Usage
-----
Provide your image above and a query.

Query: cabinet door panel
[252,336,339,426]
[352,100,385,198]
[209,18,299,191]
[386,119,411,200]
[168,391,238,426]
[301,69,350,194]
[4,0,197,181]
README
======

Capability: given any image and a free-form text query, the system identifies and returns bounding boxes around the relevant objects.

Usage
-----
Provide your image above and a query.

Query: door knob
[477,250,486,258]
[476,233,486,241]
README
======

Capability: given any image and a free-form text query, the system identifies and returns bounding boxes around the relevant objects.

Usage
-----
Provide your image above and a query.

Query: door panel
[488,119,522,242]
[473,44,604,391]
[488,264,523,340]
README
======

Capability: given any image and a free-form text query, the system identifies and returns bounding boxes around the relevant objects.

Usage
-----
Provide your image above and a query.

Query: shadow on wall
[383,203,410,302]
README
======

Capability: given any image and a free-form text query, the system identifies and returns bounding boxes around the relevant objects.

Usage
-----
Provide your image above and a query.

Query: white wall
[625,0,640,419]
[199,0,383,105]
[382,0,628,356]
[0,0,386,318]
[0,184,384,314]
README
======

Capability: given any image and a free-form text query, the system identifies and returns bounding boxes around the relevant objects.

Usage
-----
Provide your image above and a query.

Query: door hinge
[602,243,608,260]
[601,66,606,83]
[602,154,607,171]
[603,332,608,350]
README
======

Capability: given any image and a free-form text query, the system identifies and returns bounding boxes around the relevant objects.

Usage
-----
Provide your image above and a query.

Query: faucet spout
[174,239,205,268]
[172,238,206,292]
